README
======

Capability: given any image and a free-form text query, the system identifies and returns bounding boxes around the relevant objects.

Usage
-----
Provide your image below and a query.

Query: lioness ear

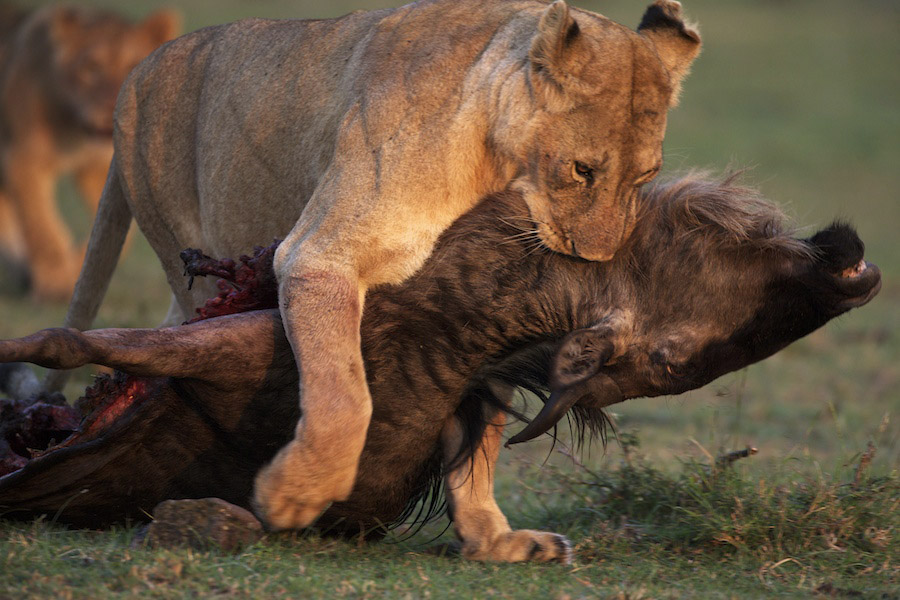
[141,9,182,46]
[49,7,85,47]
[637,0,701,105]
[529,1,583,89]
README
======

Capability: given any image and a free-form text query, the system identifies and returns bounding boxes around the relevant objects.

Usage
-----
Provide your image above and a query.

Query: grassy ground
[2,448,896,598]
[1,0,898,597]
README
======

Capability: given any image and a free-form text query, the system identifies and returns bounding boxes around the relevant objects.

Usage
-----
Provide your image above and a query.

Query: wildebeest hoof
[142,498,263,552]
[463,530,573,564]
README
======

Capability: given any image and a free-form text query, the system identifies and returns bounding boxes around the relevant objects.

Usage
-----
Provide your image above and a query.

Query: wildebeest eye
[572,161,594,186]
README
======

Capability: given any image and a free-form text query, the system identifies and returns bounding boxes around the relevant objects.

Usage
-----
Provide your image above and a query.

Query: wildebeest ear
[550,327,615,390]
[506,329,618,446]
[637,0,701,104]
[529,1,583,85]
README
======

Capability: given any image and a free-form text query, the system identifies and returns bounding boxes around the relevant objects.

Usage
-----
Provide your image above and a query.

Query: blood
[0,242,283,477]
[0,392,79,476]
[180,242,281,323]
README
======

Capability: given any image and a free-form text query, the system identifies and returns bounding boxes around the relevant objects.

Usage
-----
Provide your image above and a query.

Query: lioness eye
[635,164,662,186]
[572,161,594,186]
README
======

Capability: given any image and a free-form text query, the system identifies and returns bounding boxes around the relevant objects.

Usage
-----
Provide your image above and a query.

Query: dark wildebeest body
[0,176,881,538]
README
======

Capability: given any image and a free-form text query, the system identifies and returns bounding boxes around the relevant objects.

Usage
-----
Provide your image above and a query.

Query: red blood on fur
[1,394,80,476]
[69,375,156,444]
[0,243,282,478]
[180,242,281,323]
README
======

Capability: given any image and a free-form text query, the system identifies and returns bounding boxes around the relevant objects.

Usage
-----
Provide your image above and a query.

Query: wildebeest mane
[389,341,612,535]
[633,172,811,257]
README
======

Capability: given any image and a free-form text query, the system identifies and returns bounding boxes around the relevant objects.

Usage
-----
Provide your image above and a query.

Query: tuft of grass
[528,434,898,566]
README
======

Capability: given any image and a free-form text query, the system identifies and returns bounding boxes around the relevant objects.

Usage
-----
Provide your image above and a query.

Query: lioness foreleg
[253,263,371,530]
[441,412,573,564]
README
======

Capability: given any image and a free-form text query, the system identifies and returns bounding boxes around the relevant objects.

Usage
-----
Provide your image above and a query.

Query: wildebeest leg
[440,412,573,563]
[0,310,283,386]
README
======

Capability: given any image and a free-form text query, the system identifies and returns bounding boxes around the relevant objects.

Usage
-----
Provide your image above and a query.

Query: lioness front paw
[463,530,573,564]
[253,439,354,530]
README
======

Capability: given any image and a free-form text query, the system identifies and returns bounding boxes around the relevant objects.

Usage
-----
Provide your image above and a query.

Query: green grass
[1,0,898,597]
[2,441,896,598]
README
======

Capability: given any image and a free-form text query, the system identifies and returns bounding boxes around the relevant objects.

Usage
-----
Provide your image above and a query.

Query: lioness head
[512,0,700,261]
[47,7,181,135]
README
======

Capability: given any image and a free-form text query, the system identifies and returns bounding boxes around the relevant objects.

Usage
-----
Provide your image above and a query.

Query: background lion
[0,3,179,301]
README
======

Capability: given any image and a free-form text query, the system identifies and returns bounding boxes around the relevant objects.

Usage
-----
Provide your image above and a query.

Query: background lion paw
[30,260,80,302]
[462,530,573,564]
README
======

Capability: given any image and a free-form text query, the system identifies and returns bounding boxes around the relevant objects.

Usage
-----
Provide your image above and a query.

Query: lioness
[59,0,700,530]
[0,4,179,300]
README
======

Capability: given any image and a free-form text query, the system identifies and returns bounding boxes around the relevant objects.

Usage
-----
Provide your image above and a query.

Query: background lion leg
[0,190,25,261]
[74,157,109,216]
[3,147,79,301]
[441,412,573,564]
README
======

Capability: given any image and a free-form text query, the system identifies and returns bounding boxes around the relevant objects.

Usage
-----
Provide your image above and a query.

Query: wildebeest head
[509,175,882,444]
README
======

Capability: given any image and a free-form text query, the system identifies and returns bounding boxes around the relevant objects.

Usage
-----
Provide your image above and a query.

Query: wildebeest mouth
[834,260,881,312]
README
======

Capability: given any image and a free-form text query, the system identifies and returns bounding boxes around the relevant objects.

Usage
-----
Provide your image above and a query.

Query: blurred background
[1,0,897,482]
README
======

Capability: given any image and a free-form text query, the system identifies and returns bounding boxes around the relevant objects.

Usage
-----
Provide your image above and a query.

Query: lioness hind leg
[75,154,136,259]
[441,413,573,564]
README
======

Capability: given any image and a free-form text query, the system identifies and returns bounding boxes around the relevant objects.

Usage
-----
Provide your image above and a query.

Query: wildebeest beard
[0,174,881,535]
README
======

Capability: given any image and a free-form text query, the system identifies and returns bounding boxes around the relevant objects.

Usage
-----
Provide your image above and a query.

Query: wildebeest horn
[506,326,617,446]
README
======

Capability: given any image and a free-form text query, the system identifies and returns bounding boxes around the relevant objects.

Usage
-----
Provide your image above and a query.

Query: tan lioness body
[0,5,179,300]
[60,0,700,531]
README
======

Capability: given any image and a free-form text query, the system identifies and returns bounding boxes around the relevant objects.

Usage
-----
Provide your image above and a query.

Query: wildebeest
[0,175,881,563]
